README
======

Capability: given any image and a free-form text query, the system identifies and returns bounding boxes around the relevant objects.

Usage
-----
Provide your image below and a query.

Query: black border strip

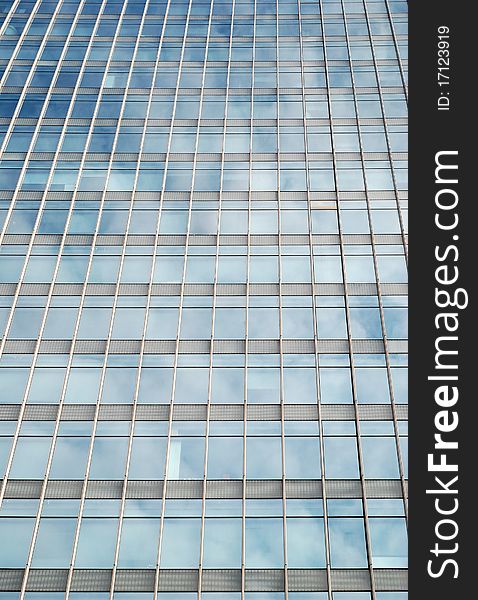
[409,1,474,597]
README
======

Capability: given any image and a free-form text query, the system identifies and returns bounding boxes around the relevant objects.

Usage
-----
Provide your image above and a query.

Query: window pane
[101,368,137,404]
[203,518,242,568]
[355,368,391,404]
[211,368,244,404]
[167,438,205,479]
[207,437,243,479]
[246,438,282,479]
[31,518,76,567]
[285,438,321,479]
[361,438,400,479]
[160,518,201,568]
[75,519,118,568]
[369,518,408,567]
[10,438,51,479]
[287,518,326,567]
[0,368,29,404]
[247,368,280,404]
[27,368,65,404]
[283,368,317,404]
[0,519,34,567]
[174,368,209,404]
[329,518,368,567]
[64,368,101,404]
[245,518,284,568]
[137,368,173,404]
[49,438,89,479]
[319,369,353,404]
[129,438,167,480]
[118,519,160,568]
[89,438,129,480]
[324,438,359,478]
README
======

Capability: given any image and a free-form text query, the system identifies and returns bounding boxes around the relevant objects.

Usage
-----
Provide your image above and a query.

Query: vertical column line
[275,3,289,598]
[318,2,377,598]
[150,1,196,597]
[241,0,257,597]
[296,1,333,597]
[192,1,220,596]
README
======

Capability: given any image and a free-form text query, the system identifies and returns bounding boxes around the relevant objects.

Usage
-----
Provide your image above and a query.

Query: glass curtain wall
[0,0,408,598]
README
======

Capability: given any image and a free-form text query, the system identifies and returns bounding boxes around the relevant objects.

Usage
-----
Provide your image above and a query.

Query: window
[43,308,78,340]
[349,308,383,339]
[317,308,348,339]
[203,518,242,568]
[0,519,35,567]
[361,437,400,479]
[283,368,317,404]
[75,519,118,568]
[328,518,368,567]
[77,308,113,339]
[160,519,201,568]
[118,519,160,568]
[207,437,243,479]
[180,308,213,339]
[31,518,76,567]
[248,309,279,339]
[112,308,145,340]
[8,308,44,339]
[9,437,51,479]
[319,369,353,404]
[214,309,246,339]
[101,368,137,404]
[50,438,89,480]
[247,368,280,404]
[324,438,359,479]
[137,368,173,404]
[246,438,282,479]
[287,518,326,567]
[245,518,284,568]
[64,368,102,404]
[285,438,321,479]
[355,368,391,404]
[174,368,209,404]
[369,518,408,567]
[383,308,408,339]
[167,438,205,479]
[89,437,128,480]
[129,438,167,480]
[27,368,65,404]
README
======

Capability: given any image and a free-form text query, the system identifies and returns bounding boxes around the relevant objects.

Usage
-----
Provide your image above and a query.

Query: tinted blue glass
[31,518,76,567]
[75,519,118,568]
[160,519,201,568]
[0,519,34,567]
[369,518,408,567]
[0,0,407,593]
[118,518,160,568]
[9,437,51,479]
[287,518,326,567]
[89,437,128,480]
[245,518,284,568]
[203,518,242,568]
[328,518,368,567]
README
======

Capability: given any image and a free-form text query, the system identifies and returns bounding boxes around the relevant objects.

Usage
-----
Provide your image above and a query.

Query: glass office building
[0,0,407,598]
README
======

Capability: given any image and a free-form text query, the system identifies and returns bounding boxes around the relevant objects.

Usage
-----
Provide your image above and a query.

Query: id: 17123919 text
[437,25,451,111]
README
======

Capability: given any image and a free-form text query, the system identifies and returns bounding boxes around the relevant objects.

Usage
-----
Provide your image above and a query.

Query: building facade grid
[0,0,407,599]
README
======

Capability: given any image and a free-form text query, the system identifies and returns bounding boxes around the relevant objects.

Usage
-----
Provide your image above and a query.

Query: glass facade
[0,0,407,598]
